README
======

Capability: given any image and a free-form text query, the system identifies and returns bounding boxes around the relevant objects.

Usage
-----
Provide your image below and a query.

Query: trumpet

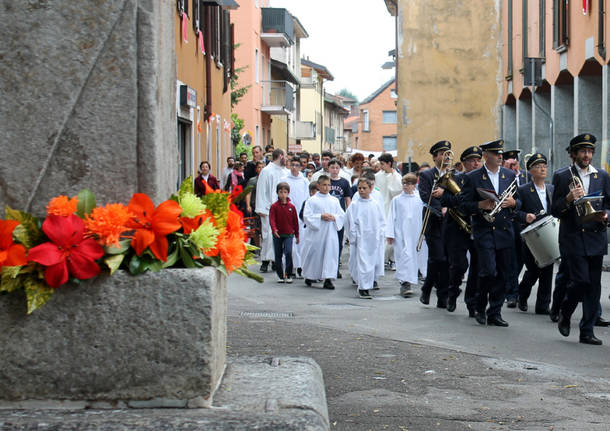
[416,150,452,251]
[482,177,518,223]
[569,165,604,223]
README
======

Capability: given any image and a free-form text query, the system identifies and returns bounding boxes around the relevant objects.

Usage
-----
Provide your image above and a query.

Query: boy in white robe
[345,178,386,299]
[302,175,345,290]
[386,173,423,297]
[281,156,310,278]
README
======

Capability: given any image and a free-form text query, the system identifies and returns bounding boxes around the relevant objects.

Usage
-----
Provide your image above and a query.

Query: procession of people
[198,134,610,346]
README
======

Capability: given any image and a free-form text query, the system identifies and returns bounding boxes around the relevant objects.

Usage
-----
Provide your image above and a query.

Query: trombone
[482,177,518,223]
[416,150,452,251]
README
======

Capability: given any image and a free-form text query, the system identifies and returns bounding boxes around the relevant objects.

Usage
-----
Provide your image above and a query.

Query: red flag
[182,12,188,43]
[198,30,206,55]
[583,0,589,14]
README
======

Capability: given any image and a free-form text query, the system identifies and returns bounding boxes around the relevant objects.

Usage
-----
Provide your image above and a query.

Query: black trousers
[446,238,478,303]
[273,236,293,279]
[551,258,569,314]
[422,233,449,301]
[518,244,553,311]
[505,227,524,300]
[561,255,602,337]
[463,243,480,310]
[475,246,511,317]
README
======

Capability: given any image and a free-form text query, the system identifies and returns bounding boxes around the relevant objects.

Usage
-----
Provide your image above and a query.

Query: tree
[338,88,358,102]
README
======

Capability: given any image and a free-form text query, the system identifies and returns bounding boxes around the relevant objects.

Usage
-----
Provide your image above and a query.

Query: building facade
[175,0,235,186]
[501,0,610,172]
[299,58,334,154]
[384,0,502,164]
[354,78,397,154]
[324,93,350,154]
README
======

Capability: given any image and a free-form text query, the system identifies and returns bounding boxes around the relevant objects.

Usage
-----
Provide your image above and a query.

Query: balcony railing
[261,8,294,47]
[261,80,294,115]
[324,126,336,145]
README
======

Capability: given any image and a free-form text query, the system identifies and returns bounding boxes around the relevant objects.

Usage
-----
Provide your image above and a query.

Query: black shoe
[436,298,447,309]
[506,298,517,308]
[419,287,431,305]
[487,315,509,327]
[550,310,560,322]
[373,281,379,290]
[358,289,372,299]
[400,282,413,298]
[296,268,303,279]
[305,278,313,287]
[337,271,343,279]
[518,299,528,312]
[467,307,476,318]
[323,279,335,290]
[594,317,610,327]
[535,307,550,315]
[579,334,603,345]
[475,312,487,325]
[558,312,570,337]
[259,263,269,273]
[446,288,461,313]
[271,262,276,271]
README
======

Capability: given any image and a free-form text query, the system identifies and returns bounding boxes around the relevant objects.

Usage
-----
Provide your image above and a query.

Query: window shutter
[222,10,231,92]
[192,0,200,32]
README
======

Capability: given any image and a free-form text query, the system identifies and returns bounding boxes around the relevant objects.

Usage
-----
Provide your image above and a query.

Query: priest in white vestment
[301,175,345,289]
[255,149,289,272]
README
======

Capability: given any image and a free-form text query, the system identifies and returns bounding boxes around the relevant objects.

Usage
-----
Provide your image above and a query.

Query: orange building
[175,0,236,185]
[502,0,610,171]
[353,78,397,154]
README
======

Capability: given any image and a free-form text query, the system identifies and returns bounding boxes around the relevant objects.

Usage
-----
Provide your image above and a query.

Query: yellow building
[384,0,502,163]
[299,58,334,154]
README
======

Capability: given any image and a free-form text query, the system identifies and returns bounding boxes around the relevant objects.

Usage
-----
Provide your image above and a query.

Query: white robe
[281,172,310,268]
[345,198,385,290]
[255,162,290,261]
[301,193,345,280]
[351,188,385,210]
[311,168,351,183]
[375,170,403,216]
[386,191,423,285]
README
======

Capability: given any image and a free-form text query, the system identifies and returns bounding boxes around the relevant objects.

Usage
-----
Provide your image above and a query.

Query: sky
[269,0,396,102]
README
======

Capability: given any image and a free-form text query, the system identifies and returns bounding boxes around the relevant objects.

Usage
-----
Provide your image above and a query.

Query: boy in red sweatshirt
[269,182,300,283]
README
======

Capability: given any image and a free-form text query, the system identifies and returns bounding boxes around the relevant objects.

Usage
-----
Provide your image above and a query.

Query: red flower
[126,193,182,261]
[0,220,27,269]
[28,214,104,288]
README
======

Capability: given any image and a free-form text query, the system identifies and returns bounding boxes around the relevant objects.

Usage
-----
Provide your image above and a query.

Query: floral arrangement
[0,177,261,314]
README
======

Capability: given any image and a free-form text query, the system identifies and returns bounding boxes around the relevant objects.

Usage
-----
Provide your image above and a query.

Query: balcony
[296,121,315,139]
[261,80,294,115]
[261,8,294,47]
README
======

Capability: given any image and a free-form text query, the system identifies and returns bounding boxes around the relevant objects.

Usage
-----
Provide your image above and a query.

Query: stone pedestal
[0,268,226,404]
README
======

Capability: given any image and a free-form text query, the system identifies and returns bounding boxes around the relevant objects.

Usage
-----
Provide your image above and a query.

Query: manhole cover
[239,311,295,319]
[313,303,369,310]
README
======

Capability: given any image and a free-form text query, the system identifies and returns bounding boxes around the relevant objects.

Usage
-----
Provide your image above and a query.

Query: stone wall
[0,0,177,216]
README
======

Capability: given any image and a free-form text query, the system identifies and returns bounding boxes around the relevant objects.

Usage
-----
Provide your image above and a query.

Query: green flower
[189,219,219,251]
[179,192,207,218]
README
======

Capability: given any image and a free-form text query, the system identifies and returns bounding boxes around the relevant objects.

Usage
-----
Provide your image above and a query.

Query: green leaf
[128,254,146,275]
[179,246,197,268]
[5,206,43,248]
[24,277,54,314]
[234,267,264,283]
[104,254,125,275]
[178,175,194,199]
[104,239,131,255]
[148,260,163,272]
[1,266,25,293]
[76,189,96,218]
[161,246,180,269]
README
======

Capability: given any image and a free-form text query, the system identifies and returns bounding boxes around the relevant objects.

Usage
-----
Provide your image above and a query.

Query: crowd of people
[195,135,610,346]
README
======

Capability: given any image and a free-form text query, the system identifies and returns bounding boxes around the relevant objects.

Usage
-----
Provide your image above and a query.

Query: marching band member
[551,133,610,345]
[418,141,452,308]
[459,139,519,327]
[442,146,482,315]
[514,153,554,314]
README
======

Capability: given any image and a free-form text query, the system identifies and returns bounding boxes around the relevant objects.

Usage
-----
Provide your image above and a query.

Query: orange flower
[126,193,182,261]
[216,231,246,273]
[85,203,133,247]
[47,195,78,216]
[0,220,27,269]
[180,210,216,235]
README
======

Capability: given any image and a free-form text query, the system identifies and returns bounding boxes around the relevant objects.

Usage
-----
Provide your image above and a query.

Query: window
[202,4,221,61]
[507,0,513,77]
[256,125,260,146]
[362,110,370,132]
[553,0,568,49]
[262,54,265,82]
[382,110,397,124]
[255,49,259,83]
[382,136,397,151]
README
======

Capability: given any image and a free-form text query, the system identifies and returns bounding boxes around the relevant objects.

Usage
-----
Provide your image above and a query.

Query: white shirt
[534,183,547,213]
[575,164,598,194]
[484,164,500,195]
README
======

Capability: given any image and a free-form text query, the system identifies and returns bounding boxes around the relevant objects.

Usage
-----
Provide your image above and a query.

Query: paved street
[227,258,610,430]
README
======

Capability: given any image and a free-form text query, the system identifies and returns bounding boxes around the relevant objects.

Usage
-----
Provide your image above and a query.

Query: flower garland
[0,177,262,314]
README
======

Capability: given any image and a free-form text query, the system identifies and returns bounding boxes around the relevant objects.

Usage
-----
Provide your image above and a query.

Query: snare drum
[520,216,560,268]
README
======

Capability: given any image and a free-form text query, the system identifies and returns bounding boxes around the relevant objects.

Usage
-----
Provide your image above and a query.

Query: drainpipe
[599,0,606,58]
[204,8,213,131]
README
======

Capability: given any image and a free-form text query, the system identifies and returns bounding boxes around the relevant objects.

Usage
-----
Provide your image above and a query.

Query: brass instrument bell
[569,170,604,223]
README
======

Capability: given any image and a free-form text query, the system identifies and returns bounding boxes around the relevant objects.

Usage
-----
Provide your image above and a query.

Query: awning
[271,59,300,85]
[202,0,239,10]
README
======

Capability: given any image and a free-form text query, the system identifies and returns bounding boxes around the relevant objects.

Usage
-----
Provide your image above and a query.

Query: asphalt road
[227,260,610,430]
